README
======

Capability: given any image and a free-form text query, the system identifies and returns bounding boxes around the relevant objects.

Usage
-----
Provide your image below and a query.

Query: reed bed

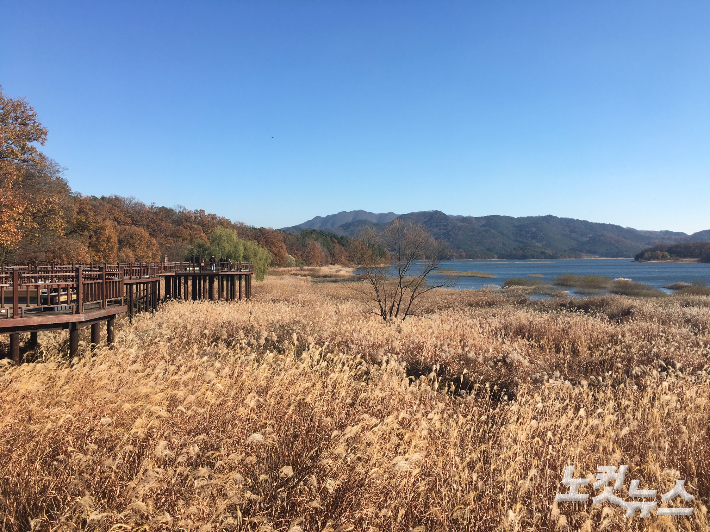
[1,276,709,531]
[436,269,495,278]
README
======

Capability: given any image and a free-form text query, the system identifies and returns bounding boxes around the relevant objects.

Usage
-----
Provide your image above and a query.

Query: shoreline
[439,257,635,262]
[635,258,701,264]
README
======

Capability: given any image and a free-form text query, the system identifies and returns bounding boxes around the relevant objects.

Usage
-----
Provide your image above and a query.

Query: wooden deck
[1,261,254,362]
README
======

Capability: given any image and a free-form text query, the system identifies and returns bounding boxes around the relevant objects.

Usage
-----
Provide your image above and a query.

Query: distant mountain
[689,229,710,241]
[283,210,399,232]
[287,210,706,259]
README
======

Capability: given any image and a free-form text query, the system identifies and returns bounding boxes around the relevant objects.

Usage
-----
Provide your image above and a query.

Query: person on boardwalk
[210,255,216,271]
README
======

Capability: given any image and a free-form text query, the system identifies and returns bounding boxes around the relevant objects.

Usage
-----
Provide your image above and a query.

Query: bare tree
[354,219,455,321]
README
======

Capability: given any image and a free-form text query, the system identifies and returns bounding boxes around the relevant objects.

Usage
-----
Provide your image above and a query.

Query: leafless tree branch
[353,220,456,321]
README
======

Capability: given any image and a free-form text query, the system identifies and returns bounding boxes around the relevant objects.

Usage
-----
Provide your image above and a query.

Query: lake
[422,259,710,294]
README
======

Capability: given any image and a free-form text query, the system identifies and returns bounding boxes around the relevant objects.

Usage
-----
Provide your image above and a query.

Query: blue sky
[2,1,709,232]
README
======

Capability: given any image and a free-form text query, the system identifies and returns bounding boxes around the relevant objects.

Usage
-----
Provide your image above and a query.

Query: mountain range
[289,210,399,231]
[283,210,710,259]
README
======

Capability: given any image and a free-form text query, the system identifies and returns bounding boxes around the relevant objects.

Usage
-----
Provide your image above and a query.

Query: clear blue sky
[2,1,709,233]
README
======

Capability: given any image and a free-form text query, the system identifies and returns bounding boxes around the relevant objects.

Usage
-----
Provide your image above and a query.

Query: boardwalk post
[91,322,101,348]
[10,333,20,363]
[76,267,83,314]
[107,316,115,344]
[119,267,125,305]
[69,323,79,356]
[101,265,107,309]
[239,275,243,300]
[12,268,19,319]
[29,331,38,348]
[128,284,133,322]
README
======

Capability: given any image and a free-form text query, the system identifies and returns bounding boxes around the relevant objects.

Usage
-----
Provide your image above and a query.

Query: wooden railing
[0,261,255,319]
[181,261,255,273]
[0,266,126,319]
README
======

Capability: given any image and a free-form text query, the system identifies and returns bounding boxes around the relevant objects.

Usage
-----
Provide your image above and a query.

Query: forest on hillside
[635,241,710,262]
[0,87,367,271]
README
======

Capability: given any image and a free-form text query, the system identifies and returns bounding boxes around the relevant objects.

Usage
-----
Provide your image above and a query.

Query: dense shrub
[608,279,665,297]
[502,277,544,287]
[553,274,610,289]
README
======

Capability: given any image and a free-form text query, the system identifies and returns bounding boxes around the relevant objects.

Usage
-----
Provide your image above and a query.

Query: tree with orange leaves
[331,241,349,265]
[117,225,160,262]
[0,86,49,261]
[0,86,48,168]
[254,228,288,266]
[304,241,325,266]
[0,162,24,257]
[89,220,118,263]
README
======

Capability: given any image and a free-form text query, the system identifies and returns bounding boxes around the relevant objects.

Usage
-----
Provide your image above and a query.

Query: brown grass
[1,276,709,531]
[269,266,360,283]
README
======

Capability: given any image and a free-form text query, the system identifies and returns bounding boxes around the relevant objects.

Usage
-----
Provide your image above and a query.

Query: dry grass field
[1,276,710,531]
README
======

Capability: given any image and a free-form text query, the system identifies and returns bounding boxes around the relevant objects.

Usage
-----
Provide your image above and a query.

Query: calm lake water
[421,259,710,294]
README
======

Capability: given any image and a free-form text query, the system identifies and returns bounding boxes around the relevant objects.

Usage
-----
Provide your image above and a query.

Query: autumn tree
[331,241,349,265]
[305,241,325,266]
[117,225,160,262]
[254,228,288,267]
[0,87,49,261]
[8,160,77,263]
[0,86,48,167]
[46,239,90,264]
[0,166,24,261]
[89,220,118,262]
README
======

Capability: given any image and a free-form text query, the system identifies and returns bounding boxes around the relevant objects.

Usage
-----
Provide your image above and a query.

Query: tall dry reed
[1,276,709,531]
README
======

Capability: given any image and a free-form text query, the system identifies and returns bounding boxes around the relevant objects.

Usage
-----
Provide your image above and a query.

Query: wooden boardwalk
[1,261,253,363]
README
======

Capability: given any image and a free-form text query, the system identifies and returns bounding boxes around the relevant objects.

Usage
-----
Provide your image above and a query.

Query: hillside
[690,229,710,241]
[292,210,702,259]
[635,241,710,262]
[284,210,399,231]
